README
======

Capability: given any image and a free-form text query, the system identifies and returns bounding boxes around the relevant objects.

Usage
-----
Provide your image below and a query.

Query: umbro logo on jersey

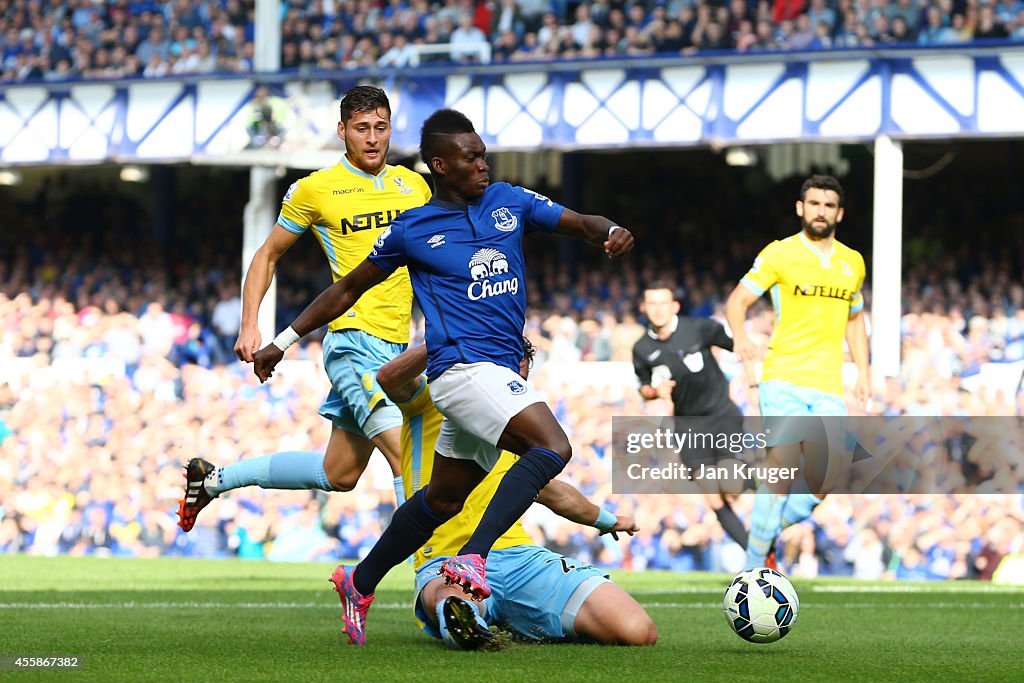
[332,187,365,195]
[427,234,446,249]
[647,350,661,362]
[492,207,518,232]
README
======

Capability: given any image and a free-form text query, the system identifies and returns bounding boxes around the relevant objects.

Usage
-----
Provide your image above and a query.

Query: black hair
[522,336,536,369]
[644,280,679,298]
[800,174,845,208]
[339,85,390,122]
[419,108,476,167]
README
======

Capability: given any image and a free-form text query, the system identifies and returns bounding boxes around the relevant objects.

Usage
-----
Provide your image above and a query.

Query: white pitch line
[643,602,1022,609]
[633,585,1024,596]
[0,601,1019,610]
[810,585,1024,593]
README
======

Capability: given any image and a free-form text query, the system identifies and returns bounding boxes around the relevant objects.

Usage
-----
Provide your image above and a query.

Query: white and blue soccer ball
[722,567,799,643]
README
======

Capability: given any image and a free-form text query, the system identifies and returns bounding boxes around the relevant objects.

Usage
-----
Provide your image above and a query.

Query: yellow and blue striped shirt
[278,157,431,343]
[740,232,865,396]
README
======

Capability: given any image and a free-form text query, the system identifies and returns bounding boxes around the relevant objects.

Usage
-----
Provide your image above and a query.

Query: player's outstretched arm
[724,283,761,361]
[377,344,428,403]
[537,480,638,538]
[553,208,634,258]
[252,259,388,382]
[236,225,302,362]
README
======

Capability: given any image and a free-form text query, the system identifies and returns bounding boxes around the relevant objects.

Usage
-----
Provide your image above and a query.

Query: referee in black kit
[632,280,748,548]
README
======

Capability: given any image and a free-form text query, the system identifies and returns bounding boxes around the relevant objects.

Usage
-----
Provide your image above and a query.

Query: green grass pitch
[1,556,1020,682]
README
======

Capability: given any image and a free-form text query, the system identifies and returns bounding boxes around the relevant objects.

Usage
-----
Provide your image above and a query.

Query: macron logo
[427,234,446,249]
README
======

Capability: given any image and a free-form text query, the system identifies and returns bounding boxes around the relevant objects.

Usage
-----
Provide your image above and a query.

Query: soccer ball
[722,567,799,643]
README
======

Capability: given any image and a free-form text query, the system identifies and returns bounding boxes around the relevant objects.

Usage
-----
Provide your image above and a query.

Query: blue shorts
[760,380,847,448]
[318,330,406,437]
[759,380,848,417]
[414,545,609,642]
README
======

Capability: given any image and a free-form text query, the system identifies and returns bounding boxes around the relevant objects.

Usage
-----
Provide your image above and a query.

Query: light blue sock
[781,493,822,528]
[745,486,785,568]
[209,451,333,494]
[393,476,407,507]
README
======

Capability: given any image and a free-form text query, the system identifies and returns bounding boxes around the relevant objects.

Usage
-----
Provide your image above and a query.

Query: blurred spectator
[491,0,525,40]
[807,0,837,30]
[378,32,417,67]
[844,527,887,579]
[246,85,288,149]
[788,13,816,48]
[918,6,955,45]
[889,15,915,43]
[210,282,241,359]
[775,0,809,23]
[975,4,1010,39]
[449,10,489,62]
[265,502,340,563]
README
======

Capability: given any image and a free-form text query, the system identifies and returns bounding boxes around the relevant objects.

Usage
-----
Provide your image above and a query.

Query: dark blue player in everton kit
[253,109,634,645]
[371,181,561,381]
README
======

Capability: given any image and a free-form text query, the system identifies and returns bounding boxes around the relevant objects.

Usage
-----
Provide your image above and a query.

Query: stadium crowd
[2,0,1023,83]
[1,162,1023,581]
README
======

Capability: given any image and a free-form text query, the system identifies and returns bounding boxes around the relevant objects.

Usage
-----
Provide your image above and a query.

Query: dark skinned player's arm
[290,259,389,336]
[252,259,390,382]
[377,345,428,403]
[553,208,635,257]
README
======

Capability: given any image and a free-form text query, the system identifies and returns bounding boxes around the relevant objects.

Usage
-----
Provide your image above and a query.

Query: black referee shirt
[632,315,740,417]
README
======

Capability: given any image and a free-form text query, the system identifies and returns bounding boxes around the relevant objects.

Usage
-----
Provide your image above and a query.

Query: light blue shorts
[759,380,848,418]
[760,380,847,448]
[318,330,406,438]
[414,545,609,642]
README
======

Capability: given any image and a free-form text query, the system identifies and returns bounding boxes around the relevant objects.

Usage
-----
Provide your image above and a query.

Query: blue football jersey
[369,182,564,379]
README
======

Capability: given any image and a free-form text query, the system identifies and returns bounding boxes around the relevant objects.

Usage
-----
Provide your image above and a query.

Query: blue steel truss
[1,45,1022,166]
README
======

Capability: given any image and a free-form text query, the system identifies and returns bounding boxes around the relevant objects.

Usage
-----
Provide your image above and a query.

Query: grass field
[1,556,1021,682]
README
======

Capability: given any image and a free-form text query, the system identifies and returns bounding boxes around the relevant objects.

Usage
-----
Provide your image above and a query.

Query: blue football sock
[459,447,567,558]
[780,493,822,529]
[209,451,332,494]
[745,485,785,568]
[389,475,414,564]
[353,486,446,596]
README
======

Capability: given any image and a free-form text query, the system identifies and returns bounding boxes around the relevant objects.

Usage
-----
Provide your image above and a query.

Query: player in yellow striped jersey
[367,341,657,648]
[177,86,431,532]
[725,174,871,569]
